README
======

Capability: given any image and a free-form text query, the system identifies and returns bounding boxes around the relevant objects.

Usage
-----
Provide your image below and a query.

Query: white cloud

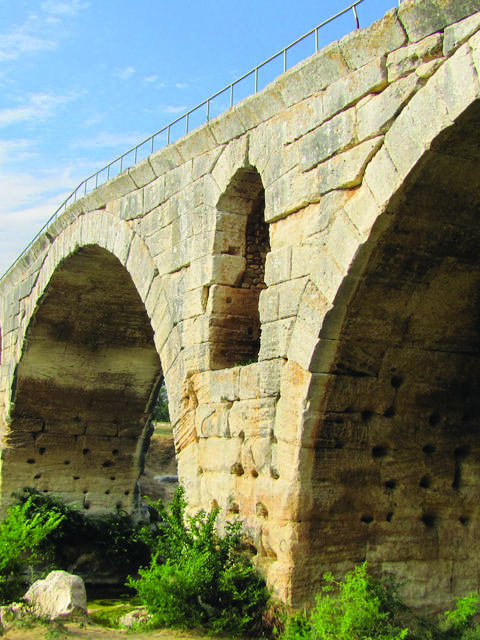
[163,104,187,114]
[114,66,135,81]
[70,131,145,150]
[174,82,188,89]
[0,138,38,163]
[41,0,90,17]
[0,92,75,127]
[0,24,57,60]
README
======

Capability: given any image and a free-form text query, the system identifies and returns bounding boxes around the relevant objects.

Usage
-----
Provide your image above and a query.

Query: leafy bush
[16,490,152,579]
[0,496,64,603]
[128,485,270,635]
[283,562,408,640]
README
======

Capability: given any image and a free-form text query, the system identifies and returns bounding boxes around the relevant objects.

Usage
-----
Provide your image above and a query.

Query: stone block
[264,246,292,285]
[273,41,350,108]
[344,184,382,238]
[281,94,324,146]
[229,397,277,438]
[316,136,383,195]
[143,176,165,213]
[238,362,261,399]
[433,42,480,122]
[114,189,144,220]
[444,11,480,55]
[196,402,231,437]
[277,277,309,320]
[125,235,157,301]
[357,73,421,141]
[208,108,246,145]
[322,56,388,122]
[210,135,249,195]
[398,0,480,43]
[149,142,183,177]
[339,9,406,69]
[310,248,345,304]
[175,124,217,163]
[128,157,156,188]
[235,86,286,131]
[258,317,295,360]
[364,144,402,208]
[192,146,224,181]
[299,107,357,171]
[265,169,320,222]
[206,284,259,318]
[164,162,193,201]
[386,32,443,81]
[259,286,279,323]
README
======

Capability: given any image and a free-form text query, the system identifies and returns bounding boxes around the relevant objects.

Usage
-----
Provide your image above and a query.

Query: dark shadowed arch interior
[301,100,480,611]
[210,166,269,369]
[4,245,162,514]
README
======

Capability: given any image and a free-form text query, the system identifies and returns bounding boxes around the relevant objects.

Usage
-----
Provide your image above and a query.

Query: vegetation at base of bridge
[0,489,479,639]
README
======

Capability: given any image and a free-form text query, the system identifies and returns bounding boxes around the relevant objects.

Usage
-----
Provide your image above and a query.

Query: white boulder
[24,570,87,620]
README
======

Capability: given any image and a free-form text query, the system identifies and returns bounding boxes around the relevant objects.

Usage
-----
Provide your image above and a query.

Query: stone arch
[290,98,480,610]
[0,210,178,515]
[209,165,269,369]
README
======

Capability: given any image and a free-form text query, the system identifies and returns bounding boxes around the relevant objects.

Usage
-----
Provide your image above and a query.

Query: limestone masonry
[1,0,480,613]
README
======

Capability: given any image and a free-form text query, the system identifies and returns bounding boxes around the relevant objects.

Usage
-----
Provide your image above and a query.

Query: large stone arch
[286,43,480,612]
[1,210,177,515]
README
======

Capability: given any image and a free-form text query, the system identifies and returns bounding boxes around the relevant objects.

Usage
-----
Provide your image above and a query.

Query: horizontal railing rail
[1,0,364,283]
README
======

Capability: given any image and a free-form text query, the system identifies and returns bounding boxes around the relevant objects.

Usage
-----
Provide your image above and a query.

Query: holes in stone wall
[26,458,35,464]
[421,513,437,529]
[361,410,374,422]
[102,460,113,468]
[251,469,259,478]
[256,502,269,518]
[384,406,396,418]
[39,448,46,455]
[360,515,374,524]
[429,412,441,427]
[386,512,394,522]
[423,444,436,454]
[372,445,389,459]
[230,462,244,476]
[270,467,280,479]
[459,516,469,526]
[419,475,431,489]
[82,448,90,456]
[385,479,396,489]
[391,376,403,389]
[34,473,41,479]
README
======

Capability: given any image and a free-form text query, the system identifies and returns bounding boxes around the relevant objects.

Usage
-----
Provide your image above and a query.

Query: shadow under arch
[209,165,269,370]
[294,99,480,610]
[4,244,163,514]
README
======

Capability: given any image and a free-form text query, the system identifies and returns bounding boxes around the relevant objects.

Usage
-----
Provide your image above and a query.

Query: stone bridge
[1,0,480,612]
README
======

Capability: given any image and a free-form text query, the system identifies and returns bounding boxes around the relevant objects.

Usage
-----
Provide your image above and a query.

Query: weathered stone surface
[386,33,443,81]
[399,0,480,42]
[299,107,357,171]
[24,571,87,620]
[1,0,480,619]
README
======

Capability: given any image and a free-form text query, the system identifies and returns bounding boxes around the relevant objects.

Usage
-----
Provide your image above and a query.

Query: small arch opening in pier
[211,165,269,369]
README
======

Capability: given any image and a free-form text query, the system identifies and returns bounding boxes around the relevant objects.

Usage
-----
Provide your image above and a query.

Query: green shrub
[283,562,408,640]
[128,485,270,635]
[0,496,64,603]
[16,490,152,579]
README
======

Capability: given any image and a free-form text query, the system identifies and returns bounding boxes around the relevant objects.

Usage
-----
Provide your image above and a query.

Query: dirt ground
[2,623,212,639]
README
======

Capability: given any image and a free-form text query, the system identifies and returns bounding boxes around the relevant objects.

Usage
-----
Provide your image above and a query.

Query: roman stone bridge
[1,0,480,613]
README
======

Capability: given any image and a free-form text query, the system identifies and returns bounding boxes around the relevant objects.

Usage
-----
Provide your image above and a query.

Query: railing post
[353,4,360,29]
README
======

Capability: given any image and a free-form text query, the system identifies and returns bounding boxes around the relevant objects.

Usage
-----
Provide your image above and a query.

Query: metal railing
[1,0,364,283]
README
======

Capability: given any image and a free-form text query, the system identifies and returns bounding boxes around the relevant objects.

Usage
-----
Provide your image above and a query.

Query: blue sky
[0,0,398,277]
